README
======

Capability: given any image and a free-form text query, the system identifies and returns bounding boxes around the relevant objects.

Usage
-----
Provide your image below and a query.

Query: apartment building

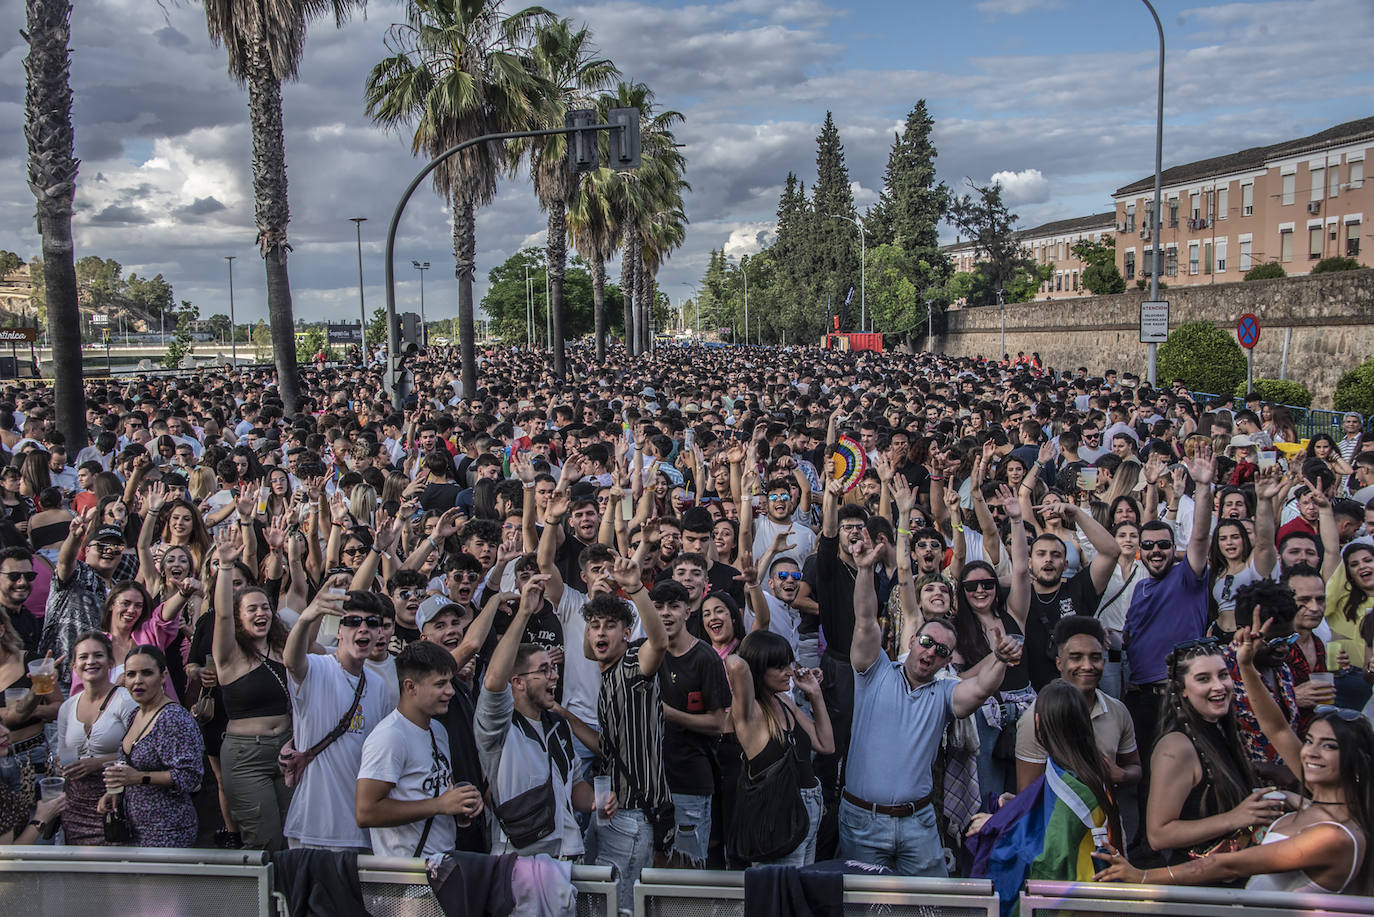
[1112,116,1372,288]
[942,210,1116,299]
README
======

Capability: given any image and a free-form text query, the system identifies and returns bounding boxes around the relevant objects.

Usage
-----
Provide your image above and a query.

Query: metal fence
[1189,391,1367,440]
[634,867,999,917]
[1020,879,1374,917]
[357,855,617,917]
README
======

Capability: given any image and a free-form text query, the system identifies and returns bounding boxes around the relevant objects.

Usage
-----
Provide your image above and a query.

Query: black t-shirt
[389,622,422,656]
[812,534,890,661]
[1024,568,1103,690]
[419,481,462,513]
[3,605,41,661]
[656,639,730,796]
[434,677,489,853]
[554,531,590,594]
[707,561,745,607]
[476,588,565,699]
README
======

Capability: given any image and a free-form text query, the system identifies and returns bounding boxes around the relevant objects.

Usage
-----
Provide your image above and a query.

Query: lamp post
[997,288,1006,363]
[827,213,866,332]
[925,298,933,354]
[349,217,367,339]
[1142,0,1165,387]
[225,255,236,366]
[410,260,429,347]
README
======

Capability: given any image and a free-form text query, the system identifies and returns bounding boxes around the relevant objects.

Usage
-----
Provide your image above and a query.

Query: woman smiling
[55,631,135,844]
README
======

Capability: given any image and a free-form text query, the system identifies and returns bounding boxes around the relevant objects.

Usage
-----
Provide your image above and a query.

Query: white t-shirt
[364,656,402,711]
[56,686,137,757]
[760,592,800,653]
[357,710,456,858]
[283,654,394,849]
[751,517,817,568]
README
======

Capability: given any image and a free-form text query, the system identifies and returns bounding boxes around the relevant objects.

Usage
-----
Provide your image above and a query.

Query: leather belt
[843,789,932,818]
[10,733,46,754]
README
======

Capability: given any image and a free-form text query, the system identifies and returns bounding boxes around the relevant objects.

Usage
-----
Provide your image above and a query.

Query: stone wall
[934,269,1374,404]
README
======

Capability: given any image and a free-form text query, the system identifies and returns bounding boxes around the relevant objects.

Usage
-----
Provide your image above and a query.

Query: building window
[1216,239,1227,272]
[1204,241,1213,274]
[1125,251,1136,279]
[1169,200,1178,227]
[1280,228,1294,262]
[1166,249,1179,277]
[1242,183,1254,216]
[1190,193,1200,220]
[1311,167,1324,202]
[1217,187,1228,219]
[1309,226,1323,259]
[1240,239,1253,270]
[1072,271,1078,291]
[1282,172,1295,206]
[1189,242,1200,275]
[1055,273,1062,292]
[1126,205,1136,233]
[1059,242,1065,261]
[1349,221,1362,257]
[1331,167,1340,198]
[1351,161,1364,190]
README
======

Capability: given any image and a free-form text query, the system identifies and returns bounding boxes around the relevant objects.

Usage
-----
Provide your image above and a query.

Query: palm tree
[508,19,618,380]
[23,0,83,448]
[202,0,360,413]
[638,203,687,350]
[567,164,619,362]
[366,0,546,400]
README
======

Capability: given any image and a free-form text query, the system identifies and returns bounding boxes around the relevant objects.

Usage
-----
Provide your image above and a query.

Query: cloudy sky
[2,0,1371,329]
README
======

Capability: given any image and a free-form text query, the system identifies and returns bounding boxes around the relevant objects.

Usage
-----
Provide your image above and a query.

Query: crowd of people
[0,341,1373,911]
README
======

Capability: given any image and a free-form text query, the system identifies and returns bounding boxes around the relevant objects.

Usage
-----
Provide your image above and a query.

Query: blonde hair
[188,466,216,503]
[347,484,377,528]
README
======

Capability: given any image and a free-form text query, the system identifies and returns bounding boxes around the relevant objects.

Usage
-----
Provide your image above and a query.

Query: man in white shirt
[282,586,397,851]
[751,476,817,567]
[356,641,484,858]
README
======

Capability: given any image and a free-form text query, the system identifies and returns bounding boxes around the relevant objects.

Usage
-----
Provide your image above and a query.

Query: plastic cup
[1256,451,1277,470]
[103,764,124,795]
[1309,672,1335,688]
[39,776,64,800]
[452,780,473,828]
[1005,634,1026,648]
[1079,467,1099,491]
[594,775,612,826]
[4,686,30,708]
[1327,641,1345,670]
[57,747,78,769]
[27,659,55,696]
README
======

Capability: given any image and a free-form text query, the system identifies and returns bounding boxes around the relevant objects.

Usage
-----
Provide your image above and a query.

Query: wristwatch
[141,774,152,786]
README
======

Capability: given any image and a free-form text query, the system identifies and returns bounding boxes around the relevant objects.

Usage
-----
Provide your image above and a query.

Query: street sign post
[1237,312,1261,392]
[1140,300,1169,344]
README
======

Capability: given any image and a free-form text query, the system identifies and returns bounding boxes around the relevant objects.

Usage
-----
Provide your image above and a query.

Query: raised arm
[211,527,244,672]
[1309,483,1341,580]
[483,577,546,693]
[1183,442,1216,577]
[1235,626,1302,777]
[137,481,168,595]
[613,544,666,675]
[537,499,567,607]
[1251,467,1281,577]
[1066,501,1122,594]
[283,575,348,683]
[1001,485,1030,629]
[951,633,1019,718]
[56,509,92,585]
[850,535,885,673]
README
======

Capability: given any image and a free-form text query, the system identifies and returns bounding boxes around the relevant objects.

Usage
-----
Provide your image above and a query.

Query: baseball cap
[416,595,461,632]
[91,525,126,544]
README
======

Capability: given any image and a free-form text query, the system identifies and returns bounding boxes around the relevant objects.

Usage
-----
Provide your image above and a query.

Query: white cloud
[990,168,1050,205]
[974,0,1065,15]
[722,222,777,257]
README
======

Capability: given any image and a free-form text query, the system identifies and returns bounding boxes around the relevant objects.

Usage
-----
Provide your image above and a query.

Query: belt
[843,789,931,818]
[1128,680,1168,695]
[11,733,46,754]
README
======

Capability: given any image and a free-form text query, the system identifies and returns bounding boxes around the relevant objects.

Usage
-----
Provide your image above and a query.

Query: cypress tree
[808,112,860,326]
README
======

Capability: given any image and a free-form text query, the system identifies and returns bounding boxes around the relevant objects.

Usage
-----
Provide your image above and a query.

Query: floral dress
[120,702,204,847]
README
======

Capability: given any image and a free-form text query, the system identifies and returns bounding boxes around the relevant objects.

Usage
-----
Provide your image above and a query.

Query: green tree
[366,0,546,400]
[508,17,618,379]
[1072,237,1126,295]
[295,327,329,363]
[479,248,623,344]
[1244,261,1286,281]
[947,181,1025,307]
[864,244,920,335]
[1158,320,1247,393]
[0,251,23,281]
[366,306,388,348]
[202,0,361,412]
[163,299,199,368]
[25,0,83,448]
[1312,256,1362,274]
[1335,358,1374,416]
[124,272,174,326]
[205,313,232,341]
[251,320,272,361]
[807,112,861,329]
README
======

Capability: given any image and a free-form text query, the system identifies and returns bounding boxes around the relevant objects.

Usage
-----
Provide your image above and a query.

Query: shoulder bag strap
[306,665,366,759]
[1096,566,1139,618]
[413,727,443,858]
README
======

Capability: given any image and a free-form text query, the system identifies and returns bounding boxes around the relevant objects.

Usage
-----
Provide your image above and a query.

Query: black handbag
[727,727,808,863]
[103,794,133,844]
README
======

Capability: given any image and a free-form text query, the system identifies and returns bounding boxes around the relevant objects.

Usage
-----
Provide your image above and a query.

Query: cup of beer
[28,658,55,696]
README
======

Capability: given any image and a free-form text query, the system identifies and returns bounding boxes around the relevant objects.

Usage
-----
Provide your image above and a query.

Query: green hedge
[1158,320,1247,394]
[1235,378,1313,409]
[1244,261,1286,281]
[1335,357,1374,416]
[1311,256,1363,274]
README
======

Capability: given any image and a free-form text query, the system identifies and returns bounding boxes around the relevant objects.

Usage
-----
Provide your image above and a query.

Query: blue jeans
[974,711,1007,798]
[838,798,946,876]
[760,782,824,867]
[595,808,653,916]
[669,792,710,866]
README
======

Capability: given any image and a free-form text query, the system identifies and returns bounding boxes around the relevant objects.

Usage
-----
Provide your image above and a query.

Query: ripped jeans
[669,792,710,866]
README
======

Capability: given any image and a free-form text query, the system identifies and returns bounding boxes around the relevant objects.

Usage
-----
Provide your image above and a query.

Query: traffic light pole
[383,117,636,407]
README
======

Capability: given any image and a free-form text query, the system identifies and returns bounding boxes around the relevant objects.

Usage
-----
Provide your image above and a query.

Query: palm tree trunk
[547,199,567,380]
[591,247,606,363]
[24,0,84,451]
[247,37,300,413]
[620,237,636,355]
[636,250,651,354]
[453,191,478,400]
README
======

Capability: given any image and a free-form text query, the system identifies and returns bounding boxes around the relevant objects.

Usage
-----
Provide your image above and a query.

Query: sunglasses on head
[774,570,803,581]
[1314,704,1363,721]
[340,614,386,629]
[961,579,996,594]
[1265,632,1301,651]
[2,571,37,583]
[1140,539,1174,551]
[916,633,953,658]
[1172,636,1219,654]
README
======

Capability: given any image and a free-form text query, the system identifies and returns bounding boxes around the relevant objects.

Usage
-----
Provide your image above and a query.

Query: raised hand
[374,513,404,553]
[511,451,536,485]
[545,490,571,523]
[328,490,350,525]
[496,528,524,564]
[997,484,1022,521]
[145,480,168,516]
[610,553,643,593]
[214,525,242,565]
[433,507,464,540]
[852,531,883,568]
[264,515,288,551]
[734,551,759,588]
[236,486,258,518]
[1184,439,1215,486]
[890,472,915,514]
[873,454,895,485]
[1037,440,1055,466]
[1253,465,1283,500]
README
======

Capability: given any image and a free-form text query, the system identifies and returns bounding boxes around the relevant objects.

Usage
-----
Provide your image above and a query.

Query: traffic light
[608,107,641,171]
[400,312,421,349]
[566,109,597,173]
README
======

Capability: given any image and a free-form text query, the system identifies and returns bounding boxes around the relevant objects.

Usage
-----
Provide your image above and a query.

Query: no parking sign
[1237,313,1261,349]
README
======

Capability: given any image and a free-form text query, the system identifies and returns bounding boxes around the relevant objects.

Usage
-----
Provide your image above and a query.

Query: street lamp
[350,217,367,339]
[925,298,933,354]
[1142,0,1165,387]
[411,260,430,347]
[726,255,752,345]
[827,213,866,332]
[225,255,236,366]
[997,288,1006,363]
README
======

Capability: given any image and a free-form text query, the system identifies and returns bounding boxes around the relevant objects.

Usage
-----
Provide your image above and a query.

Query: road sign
[0,328,37,343]
[326,322,363,345]
[1139,300,1169,343]
[1237,313,1261,349]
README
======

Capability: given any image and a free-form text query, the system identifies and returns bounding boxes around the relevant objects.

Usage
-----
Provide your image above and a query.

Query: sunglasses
[341,545,368,556]
[1314,704,1363,721]
[395,588,424,600]
[90,543,123,557]
[916,633,953,658]
[340,614,387,629]
[2,571,37,583]
[1265,632,1301,652]
[451,570,481,583]
[914,539,943,550]
[767,493,790,502]
[1172,636,1219,654]
[774,570,803,581]
[961,579,996,594]
[1140,539,1175,551]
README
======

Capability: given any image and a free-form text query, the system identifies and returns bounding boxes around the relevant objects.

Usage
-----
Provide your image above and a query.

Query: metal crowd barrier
[1020,879,1374,917]
[634,867,999,917]
[0,847,617,917]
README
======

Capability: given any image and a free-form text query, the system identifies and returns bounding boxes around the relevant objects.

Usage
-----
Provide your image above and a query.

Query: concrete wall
[935,269,1374,404]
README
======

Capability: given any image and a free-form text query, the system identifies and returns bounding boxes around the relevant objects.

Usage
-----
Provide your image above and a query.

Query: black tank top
[220,658,291,719]
[745,702,816,788]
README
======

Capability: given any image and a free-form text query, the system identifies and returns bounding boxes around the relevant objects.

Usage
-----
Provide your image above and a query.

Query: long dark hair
[952,560,1005,664]
[1207,518,1253,592]
[737,630,794,742]
[1159,644,1255,817]
[1035,679,1122,849]
[1306,709,1374,895]
[231,586,289,658]
[1344,543,1374,631]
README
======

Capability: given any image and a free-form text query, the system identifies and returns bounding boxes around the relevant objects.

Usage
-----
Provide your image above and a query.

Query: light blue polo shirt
[844,660,957,806]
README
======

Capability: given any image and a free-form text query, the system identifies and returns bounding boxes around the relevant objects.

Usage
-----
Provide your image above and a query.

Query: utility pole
[350,217,368,343]
[225,255,237,366]
[411,260,429,347]
[997,288,1006,363]
[828,213,866,332]
[1143,0,1165,386]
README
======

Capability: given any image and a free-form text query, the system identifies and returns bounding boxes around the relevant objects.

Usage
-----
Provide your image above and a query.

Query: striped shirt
[597,639,670,812]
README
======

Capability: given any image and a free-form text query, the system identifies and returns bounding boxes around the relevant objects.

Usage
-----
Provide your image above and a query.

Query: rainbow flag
[966,760,1108,916]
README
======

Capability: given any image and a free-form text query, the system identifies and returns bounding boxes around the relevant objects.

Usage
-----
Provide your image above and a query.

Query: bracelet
[929,475,946,482]
[522,482,535,490]
[27,819,41,829]
[1165,864,1176,882]
[952,523,965,532]
[427,535,440,551]
[624,585,644,596]
[897,527,911,536]
[332,521,345,528]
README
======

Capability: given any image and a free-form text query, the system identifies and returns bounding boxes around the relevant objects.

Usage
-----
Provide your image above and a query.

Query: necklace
[1311,799,1348,805]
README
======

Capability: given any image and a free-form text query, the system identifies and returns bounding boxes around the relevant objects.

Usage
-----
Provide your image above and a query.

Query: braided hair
[1158,642,1256,818]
